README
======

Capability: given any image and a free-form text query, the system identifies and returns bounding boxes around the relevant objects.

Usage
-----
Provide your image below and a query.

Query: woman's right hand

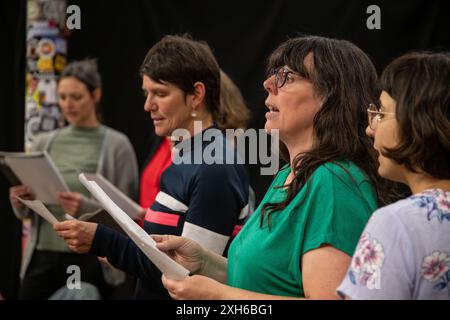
[9,185,35,210]
[153,235,206,275]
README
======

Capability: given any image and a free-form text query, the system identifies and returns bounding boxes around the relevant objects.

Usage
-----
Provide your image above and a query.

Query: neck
[283,131,314,184]
[405,171,450,194]
[74,115,99,129]
[284,132,314,169]
[187,113,214,136]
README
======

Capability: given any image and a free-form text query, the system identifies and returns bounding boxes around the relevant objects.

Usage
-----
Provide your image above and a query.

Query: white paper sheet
[2,151,69,204]
[82,173,144,220]
[16,197,61,224]
[79,173,189,280]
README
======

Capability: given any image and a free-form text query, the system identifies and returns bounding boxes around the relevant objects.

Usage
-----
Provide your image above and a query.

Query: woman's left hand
[161,274,223,300]
[57,192,83,216]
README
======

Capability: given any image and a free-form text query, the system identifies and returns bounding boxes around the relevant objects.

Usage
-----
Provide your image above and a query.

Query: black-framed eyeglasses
[269,66,296,88]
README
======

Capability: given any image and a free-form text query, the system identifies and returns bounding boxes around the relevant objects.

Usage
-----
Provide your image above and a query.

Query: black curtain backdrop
[0,0,26,300]
[1,0,449,299]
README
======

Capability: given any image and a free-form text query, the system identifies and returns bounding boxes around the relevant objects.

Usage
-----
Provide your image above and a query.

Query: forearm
[91,224,161,281]
[213,284,304,300]
[198,249,228,283]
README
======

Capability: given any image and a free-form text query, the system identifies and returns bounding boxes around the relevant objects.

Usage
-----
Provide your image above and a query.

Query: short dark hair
[380,52,450,179]
[140,34,220,118]
[60,58,101,92]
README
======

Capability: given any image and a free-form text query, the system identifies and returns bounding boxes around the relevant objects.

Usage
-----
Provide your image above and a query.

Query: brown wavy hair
[217,70,251,131]
[261,35,393,227]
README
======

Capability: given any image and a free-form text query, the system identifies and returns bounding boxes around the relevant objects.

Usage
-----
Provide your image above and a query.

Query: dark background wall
[1,0,449,299]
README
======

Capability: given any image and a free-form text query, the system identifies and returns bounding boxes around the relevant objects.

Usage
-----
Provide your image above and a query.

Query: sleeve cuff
[90,223,121,257]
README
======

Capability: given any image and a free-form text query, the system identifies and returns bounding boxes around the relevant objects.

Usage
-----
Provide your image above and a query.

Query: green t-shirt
[36,125,104,252]
[227,161,377,297]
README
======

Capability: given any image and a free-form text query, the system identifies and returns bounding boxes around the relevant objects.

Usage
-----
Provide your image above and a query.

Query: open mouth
[267,105,279,113]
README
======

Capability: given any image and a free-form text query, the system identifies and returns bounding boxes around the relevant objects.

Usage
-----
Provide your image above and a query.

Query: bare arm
[301,244,350,299]
[160,243,350,300]
[196,249,228,283]
[154,235,228,283]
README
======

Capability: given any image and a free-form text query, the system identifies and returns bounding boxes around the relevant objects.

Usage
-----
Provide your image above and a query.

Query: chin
[378,162,404,184]
[65,117,77,124]
[154,129,167,137]
[154,126,170,137]
[264,123,278,135]
[377,166,388,179]
[377,157,389,178]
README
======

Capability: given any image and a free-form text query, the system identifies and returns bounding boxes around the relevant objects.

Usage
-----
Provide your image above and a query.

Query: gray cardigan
[12,126,139,279]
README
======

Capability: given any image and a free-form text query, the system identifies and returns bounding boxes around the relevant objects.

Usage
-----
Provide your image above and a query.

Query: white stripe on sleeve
[182,222,230,255]
[155,191,188,213]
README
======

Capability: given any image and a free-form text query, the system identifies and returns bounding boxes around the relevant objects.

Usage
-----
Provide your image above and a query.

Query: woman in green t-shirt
[153,35,390,299]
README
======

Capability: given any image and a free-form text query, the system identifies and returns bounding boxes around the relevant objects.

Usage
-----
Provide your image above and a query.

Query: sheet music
[79,173,189,280]
[82,173,144,220]
[16,196,126,235]
[16,197,62,224]
[2,151,69,204]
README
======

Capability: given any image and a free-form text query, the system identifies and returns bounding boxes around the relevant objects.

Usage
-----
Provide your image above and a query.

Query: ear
[92,88,102,104]
[189,82,206,109]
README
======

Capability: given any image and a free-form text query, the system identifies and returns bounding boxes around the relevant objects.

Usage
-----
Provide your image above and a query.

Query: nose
[365,124,375,138]
[143,95,156,112]
[59,97,72,110]
[263,75,277,95]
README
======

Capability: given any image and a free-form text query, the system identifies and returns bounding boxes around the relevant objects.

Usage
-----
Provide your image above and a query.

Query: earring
[191,110,197,118]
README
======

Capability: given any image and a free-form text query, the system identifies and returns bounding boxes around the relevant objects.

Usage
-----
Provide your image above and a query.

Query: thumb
[154,235,184,251]
[53,220,72,231]
[152,234,170,243]
[59,192,77,199]
[53,221,64,231]
[57,192,69,199]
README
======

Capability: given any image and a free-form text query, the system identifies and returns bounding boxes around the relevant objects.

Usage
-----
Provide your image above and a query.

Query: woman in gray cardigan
[9,59,138,299]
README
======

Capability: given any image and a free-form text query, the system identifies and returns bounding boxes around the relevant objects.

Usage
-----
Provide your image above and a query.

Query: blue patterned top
[338,189,450,300]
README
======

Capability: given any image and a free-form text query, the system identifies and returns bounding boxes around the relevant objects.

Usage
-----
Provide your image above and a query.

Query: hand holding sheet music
[0,151,69,204]
[79,173,189,280]
[16,197,64,224]
[17,196,126,235]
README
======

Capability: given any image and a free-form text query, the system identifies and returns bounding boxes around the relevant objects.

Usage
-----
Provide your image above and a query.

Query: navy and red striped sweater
[90,126,250,299]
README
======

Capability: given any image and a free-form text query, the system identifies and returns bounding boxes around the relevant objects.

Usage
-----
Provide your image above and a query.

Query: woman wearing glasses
[154,35,390,299]
[338,52,450,299]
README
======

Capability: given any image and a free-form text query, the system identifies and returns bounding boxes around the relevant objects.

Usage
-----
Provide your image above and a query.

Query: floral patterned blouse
[338,189,450,299]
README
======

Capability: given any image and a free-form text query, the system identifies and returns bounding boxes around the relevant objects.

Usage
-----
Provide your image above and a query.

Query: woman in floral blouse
[338,52,450,299]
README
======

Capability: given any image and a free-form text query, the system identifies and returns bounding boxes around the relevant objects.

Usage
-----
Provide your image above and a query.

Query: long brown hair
[261,36,392,227]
